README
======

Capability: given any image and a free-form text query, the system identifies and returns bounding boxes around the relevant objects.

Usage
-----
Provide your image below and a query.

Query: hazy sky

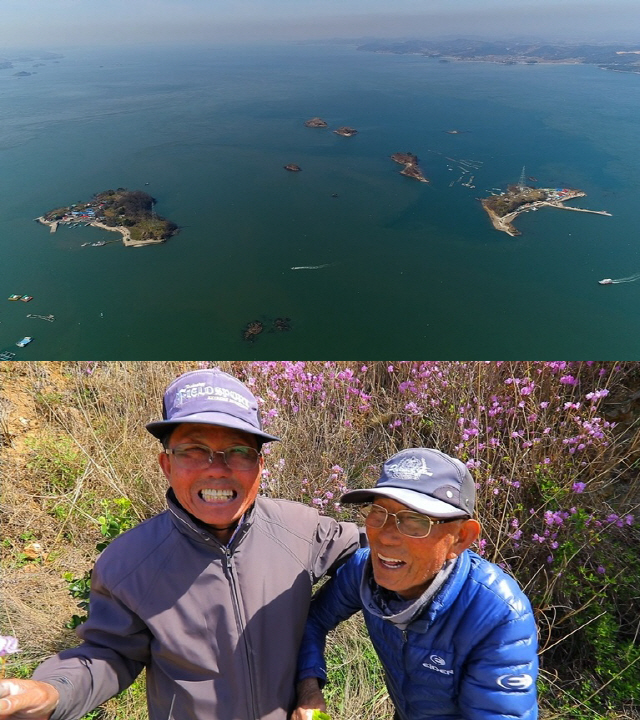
[2,0,640,48]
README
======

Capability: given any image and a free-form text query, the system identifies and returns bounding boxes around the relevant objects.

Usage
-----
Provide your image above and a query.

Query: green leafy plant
[63,499,136,629]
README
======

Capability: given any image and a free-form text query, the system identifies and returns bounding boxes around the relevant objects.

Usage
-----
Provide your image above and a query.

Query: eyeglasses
[165,443,261,471]
[359,503,458,538]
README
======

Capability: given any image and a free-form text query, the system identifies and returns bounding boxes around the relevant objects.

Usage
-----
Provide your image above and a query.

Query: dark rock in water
[304,117,328,128]
[243,321,264,341]
[273,317,292,332]
[334,126,358,137]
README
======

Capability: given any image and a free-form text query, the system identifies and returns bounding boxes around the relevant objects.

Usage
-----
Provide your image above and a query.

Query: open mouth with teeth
[199,488,237,503]
[377,553,406,570]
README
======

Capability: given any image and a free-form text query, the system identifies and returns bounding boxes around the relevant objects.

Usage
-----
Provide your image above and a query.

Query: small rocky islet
[242,317,292,342]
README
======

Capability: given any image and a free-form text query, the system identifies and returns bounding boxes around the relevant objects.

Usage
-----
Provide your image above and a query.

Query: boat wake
[291,263,331,270]
[599,272,640,285]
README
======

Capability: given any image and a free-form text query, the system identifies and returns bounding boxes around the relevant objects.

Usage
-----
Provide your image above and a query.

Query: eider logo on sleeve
[386,457,433,480]
[497,674,533,690]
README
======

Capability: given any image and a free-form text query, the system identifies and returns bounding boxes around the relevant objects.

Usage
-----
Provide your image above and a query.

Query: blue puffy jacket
[298,548,538,720]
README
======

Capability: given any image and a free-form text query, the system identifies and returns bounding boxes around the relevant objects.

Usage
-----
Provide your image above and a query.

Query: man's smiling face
[159,422,262,540]
[366,497,479,599]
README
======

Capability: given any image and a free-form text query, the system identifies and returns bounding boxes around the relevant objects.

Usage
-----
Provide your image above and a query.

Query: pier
[541,202,612,216]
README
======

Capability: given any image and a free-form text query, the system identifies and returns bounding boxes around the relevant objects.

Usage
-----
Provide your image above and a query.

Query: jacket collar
[360,549,471,630]
[412,549,471,630]
[166,488,255,549]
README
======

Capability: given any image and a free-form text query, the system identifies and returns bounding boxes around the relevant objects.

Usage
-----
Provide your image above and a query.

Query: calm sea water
[1,42,639,359]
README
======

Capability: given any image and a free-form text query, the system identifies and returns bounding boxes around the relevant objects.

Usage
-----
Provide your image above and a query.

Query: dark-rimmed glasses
[165,444,260,471]
[359,503,459,538]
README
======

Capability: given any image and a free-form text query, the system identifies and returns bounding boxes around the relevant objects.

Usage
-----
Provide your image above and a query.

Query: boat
[598,278,613,285]
[16,337,33,347]
[20,295,33,302]
[8,294,21,301]
[91,241,107,247]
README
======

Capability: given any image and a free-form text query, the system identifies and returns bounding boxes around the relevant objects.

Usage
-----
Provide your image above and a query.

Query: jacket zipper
[224,541,260,720]
[169,501,259,718]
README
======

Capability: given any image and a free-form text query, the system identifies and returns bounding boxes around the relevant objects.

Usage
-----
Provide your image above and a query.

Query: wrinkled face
[366,497,480,600]
[159,423,263,539]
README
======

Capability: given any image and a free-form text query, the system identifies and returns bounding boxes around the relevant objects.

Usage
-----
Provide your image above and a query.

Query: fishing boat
[598,278,613,285]
[20,295,34,302]
[8,294,21,301]
[16,337,33,347]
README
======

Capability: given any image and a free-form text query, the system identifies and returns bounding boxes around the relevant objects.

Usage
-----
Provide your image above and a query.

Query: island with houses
[37,188,178,247]
[481,177,611,236]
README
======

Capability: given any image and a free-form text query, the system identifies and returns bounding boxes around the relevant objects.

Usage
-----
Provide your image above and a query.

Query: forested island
[357,39,640,74]
[39,189,178,246]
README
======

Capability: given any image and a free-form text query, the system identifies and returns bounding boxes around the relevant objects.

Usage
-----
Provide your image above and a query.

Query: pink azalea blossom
[0,636,19,656]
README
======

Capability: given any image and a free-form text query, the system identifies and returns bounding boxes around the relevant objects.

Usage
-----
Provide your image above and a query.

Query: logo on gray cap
[385,456,434,480]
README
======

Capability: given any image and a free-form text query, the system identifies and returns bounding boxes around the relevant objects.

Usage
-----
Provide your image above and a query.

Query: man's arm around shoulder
[311,514,366,582]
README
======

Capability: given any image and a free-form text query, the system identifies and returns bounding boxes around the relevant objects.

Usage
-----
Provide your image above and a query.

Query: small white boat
[16,336,33,347]
[598,278,613,285]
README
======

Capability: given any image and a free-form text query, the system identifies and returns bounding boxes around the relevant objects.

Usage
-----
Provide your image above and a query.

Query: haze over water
[1,42,639,359]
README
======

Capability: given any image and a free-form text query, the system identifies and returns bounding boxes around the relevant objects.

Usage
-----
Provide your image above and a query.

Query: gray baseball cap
[340,448,475,518]
[146,368,280,443]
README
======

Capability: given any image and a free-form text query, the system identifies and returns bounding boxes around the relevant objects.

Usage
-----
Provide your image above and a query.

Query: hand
[291,678,327,720]
[0,679,59,719]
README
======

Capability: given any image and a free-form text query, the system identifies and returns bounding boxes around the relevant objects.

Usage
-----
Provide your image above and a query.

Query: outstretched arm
[31,551,150,720]
[297,549,368,688]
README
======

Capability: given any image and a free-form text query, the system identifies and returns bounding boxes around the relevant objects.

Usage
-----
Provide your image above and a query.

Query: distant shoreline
[357,40,640,74]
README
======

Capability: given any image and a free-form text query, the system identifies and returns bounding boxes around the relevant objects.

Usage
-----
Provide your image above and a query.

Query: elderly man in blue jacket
[295,447,538,720]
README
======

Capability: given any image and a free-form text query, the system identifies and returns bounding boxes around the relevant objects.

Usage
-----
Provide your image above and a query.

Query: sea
[1,42,639,359]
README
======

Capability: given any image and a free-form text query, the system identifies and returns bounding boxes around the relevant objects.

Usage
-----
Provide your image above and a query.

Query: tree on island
[483,187,546,217]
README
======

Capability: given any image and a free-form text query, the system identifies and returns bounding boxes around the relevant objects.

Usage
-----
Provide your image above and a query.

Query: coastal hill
[357,39,640,73]
[42,189,178,246]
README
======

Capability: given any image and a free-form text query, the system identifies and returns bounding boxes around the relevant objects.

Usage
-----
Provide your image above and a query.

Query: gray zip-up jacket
[34,490,361,720]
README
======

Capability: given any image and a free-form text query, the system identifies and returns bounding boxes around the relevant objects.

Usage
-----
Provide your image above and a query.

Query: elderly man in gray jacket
[0,368,361,720]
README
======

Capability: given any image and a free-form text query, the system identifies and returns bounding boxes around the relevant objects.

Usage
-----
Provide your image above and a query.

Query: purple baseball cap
[146,368,280,443]
[340,448,475,518]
